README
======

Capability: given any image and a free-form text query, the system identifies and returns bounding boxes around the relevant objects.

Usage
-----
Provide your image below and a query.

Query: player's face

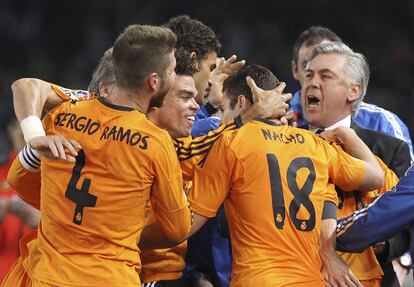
[293,40,331,86]
[151,52,177,107]
[151,75,199,138]
[301,53,356,128]
[220,93,238,124]
[193,51,217,104]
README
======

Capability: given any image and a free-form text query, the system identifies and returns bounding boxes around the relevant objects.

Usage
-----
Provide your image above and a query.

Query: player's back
[223,119,364,286]
[23,98,186,286]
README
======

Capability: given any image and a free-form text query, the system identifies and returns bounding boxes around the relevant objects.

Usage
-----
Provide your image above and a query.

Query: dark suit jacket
[351,122,411,177]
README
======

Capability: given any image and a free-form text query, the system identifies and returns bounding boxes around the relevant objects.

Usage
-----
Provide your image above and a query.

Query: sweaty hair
[112,24,176,90]
[88,48,114,94]
[292,26,341,66]
[223,64,280,109]
[165,15,221,65]
[308,41,370,113]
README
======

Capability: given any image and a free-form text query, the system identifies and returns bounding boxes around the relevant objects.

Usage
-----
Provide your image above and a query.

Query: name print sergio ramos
[54,111,149,150]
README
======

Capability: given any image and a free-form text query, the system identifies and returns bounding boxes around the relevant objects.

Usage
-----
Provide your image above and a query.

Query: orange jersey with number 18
[189,119,365,287]
[22,97,190,287]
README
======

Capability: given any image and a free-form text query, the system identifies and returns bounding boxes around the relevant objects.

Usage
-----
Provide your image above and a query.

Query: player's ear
[237,95,248,112]
[292,60,299,80]
[347,83,361,102]
[147,73,159,92]
[98,82,114,97]
[190,51,199,70]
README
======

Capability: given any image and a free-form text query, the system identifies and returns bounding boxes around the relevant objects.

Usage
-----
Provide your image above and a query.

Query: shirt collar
[309,115,352,133]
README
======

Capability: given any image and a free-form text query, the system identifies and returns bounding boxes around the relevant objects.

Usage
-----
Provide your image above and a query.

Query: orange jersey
[8,132,187,284]
[140,204,187,283]
[7,147,41,210]
[174,118,240,180]
[10,83,239,283]
[337,158,399,281]
[188,119,366,287]
[22,97,190,287]
[53,82,240,181]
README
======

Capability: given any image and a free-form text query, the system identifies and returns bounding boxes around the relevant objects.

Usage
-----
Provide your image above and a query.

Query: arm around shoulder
[12,78,64,121]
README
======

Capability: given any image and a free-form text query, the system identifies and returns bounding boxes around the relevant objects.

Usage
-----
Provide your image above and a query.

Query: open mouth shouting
[304,92,322,114]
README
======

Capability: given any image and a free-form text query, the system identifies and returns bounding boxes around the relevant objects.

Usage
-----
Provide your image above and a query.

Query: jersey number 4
[65,150,97,225]
[267,154,316,232]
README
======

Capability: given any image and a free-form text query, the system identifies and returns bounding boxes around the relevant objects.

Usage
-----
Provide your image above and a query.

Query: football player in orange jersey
[181,64,385,287]
[2,24,193,287]
[7,46,290,287]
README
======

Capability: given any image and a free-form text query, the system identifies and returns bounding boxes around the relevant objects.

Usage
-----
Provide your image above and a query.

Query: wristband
[18,144,41,172]
[20,116,45,144]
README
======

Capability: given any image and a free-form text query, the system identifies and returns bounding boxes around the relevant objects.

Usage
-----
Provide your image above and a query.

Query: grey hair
[307,41,370,114]
[88,48,115,94]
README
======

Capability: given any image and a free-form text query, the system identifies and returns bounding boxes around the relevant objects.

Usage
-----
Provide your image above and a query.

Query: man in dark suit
[301,41,411,287]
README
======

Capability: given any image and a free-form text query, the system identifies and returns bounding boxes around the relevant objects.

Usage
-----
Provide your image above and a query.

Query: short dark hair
[292,26,341,66]
[175,47,197,77]
[113,24,176,90]
[165,15,221,64]
[223,64,279,109]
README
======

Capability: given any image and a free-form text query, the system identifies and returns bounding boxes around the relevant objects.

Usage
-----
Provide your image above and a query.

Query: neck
[105,85,149,113]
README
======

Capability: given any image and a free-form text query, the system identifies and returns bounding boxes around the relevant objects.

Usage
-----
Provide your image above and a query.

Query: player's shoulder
[141,120,174,148]
[51,84,97,101]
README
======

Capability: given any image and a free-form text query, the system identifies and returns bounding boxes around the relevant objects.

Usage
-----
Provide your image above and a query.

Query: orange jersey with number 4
[22,97,190,287]
[189,119,366,287]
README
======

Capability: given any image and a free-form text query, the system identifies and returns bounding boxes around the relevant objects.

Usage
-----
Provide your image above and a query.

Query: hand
[29,135,82,162]
[240,77,291,121]
[320,127,356,143]
[273,110,295,126]
[322,252,362,287]
[0,197,10,223]
[207,55,246,106]
[215,55,246,76]
[8,197,40,228]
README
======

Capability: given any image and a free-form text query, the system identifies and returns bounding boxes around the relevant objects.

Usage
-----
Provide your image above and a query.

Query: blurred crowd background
[0,0,413,155]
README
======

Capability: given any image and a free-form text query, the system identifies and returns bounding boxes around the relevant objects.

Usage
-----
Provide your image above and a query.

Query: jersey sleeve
[51,84,96,101]
[324,182,339,206]
[326,142,365,192]
[188,132,237,218]
[150,136,191,242]
[7,148,41,209]
[376,156,399,194]
[174,118,239,180]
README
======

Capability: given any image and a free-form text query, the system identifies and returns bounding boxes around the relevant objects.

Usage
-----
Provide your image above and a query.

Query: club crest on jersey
[58,86,92,101]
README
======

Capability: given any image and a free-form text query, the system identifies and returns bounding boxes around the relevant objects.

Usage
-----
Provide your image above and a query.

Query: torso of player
[25,98,173,286]
[139,201,187,282]
[224,120,360,287]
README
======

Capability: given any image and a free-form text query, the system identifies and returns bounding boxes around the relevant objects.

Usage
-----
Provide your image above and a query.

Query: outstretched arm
[322,127,384,191]
[12,78,81,161]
